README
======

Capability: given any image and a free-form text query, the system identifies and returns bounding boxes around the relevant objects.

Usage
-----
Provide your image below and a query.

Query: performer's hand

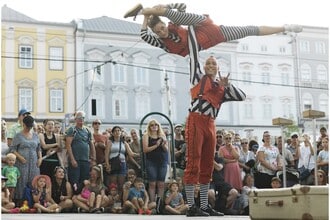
[218,72,230,87]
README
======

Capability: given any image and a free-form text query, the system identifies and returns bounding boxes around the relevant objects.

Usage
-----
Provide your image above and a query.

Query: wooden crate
[302,110,325,119]
[272,117,293,126]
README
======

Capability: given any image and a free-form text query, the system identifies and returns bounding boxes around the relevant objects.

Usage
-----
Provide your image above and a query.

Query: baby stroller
[276,167,300,187]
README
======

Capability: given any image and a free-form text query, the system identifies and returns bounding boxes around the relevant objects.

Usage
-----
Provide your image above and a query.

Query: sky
[2,0,330,27]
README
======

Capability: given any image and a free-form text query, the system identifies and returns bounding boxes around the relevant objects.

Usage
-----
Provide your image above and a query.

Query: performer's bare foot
[124,4,143,20]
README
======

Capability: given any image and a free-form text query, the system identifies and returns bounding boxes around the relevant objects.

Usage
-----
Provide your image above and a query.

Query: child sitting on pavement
[123,177,155,214]
[164,181,188,215]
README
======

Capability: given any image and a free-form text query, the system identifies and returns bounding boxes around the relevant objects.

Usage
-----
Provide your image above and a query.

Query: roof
[1,4,37,22]
[2,5,141,35]
[80,16,141,35]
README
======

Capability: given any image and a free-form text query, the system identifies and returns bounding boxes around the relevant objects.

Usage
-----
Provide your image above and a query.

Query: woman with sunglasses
[51,166,73,212]
[142,119,168,212]
[238,138,256,178]
[219,132,242,191]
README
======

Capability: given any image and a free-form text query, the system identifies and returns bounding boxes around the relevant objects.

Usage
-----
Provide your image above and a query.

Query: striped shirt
[140,3,205,53]
[187,25,246,118]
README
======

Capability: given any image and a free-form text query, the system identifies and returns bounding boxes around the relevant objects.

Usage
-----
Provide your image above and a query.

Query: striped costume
[141,3,259,57]
[183,25,246,185]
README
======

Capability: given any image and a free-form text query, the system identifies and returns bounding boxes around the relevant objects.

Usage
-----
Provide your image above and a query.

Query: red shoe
[138,209,144,214]
[145,209,152,215]
[10,208,20,213]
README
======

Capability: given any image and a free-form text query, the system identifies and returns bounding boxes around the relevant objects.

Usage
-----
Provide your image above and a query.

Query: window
[113,96,127,119]
[301,64,312,81]
[89,63,104,82]
[263,103,272,119]
[261,72,270,84]
[281,72,289,85]
[282,102,291,118]
[317,65,328,81]
[261,45,267,52]
[136,67,148,85]
[242,72,251,85]
[244,103,253,119]
[91,99,97,116]
[136,94,150,119]
[19,88,33,111]
[19,45,32,68]
[241,44,249,51]
[49,47,63,70]
[299,40,310,53]
[315,42,326,54]
[319,94,328,114]
[113,64,125,84]
[50,89,63,112]
[304,104,312,110]
[279,46,286,53]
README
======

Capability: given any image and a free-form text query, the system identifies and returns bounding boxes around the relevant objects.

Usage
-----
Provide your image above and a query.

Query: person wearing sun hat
[31,174,60,213]
[7,108,31,146]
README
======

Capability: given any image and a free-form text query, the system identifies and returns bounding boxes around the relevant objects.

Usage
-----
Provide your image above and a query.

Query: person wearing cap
[9,115,42,206]
[287,132,300,169]
[7,108,31,146]
[65,111,96,195]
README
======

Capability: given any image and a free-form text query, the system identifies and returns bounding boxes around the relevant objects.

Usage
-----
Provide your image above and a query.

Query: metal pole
[281,125,287,187]
[312,118,318,185]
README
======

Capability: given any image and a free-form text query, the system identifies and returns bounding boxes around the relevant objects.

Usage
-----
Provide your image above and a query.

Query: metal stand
[272,117,293,187]
[302,110,325,186]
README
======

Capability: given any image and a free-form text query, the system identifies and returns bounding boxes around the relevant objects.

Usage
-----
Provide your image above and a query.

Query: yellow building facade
[1,5,75,123]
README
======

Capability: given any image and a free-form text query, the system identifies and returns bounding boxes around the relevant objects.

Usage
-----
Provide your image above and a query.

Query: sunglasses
[318,175,324,178]
[93,122,101,125]
[242,142,248,144]
[225,137,232,140]
[216,136,223,138]
[76,116,85,120]
[150,124,158,127]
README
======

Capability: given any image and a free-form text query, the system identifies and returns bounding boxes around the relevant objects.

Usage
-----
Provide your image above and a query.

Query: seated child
[164,181,188,215]
[123,177,155,214]
[32,175,60,213]
[1,175,19,213]
[73,165,108,213]
[107,183,122,213]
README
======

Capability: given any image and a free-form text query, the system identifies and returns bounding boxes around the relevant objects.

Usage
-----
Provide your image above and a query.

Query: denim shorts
[145,159,167,182]
[110,161,127,176]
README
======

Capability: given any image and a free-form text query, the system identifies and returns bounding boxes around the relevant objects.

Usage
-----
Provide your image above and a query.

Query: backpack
[23,182,34,208]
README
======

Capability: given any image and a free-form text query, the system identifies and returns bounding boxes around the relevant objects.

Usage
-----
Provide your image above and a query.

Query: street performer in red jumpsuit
[124,3,303,57]
[182,26,247,217]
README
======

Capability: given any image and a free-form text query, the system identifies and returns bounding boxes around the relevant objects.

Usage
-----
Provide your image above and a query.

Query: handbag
[299,155,311,181]
[110,141,122,171]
